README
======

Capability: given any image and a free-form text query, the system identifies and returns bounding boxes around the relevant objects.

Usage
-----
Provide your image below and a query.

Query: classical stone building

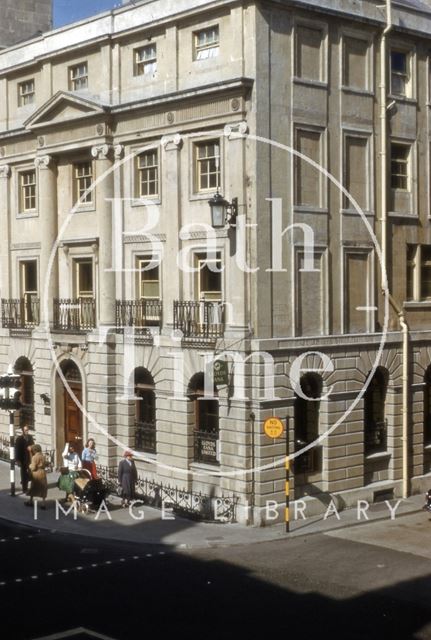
[0,0,431,524]
[0,0,52,49]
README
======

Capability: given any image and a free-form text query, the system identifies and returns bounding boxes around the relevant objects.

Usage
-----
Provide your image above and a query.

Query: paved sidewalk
[0,461,426,547]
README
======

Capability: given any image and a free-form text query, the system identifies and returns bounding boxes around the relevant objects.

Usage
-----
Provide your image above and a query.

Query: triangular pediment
[24,91,109,129]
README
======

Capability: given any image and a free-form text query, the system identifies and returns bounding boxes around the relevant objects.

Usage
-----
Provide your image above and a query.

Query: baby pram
[73,469,109,514]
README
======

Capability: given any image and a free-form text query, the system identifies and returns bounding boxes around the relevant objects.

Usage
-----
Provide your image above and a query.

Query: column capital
[91,144,112,161]
[224,121,249,140]
[161,134,183,152]
[34,155,55,170]
[0,164,10,179]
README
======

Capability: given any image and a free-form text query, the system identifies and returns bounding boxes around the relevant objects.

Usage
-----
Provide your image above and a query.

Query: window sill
[135,451,157,461]
[388,211,417,220]
[404,300,431,308]
[365,451,391,461]
[388,93,417,105]
[130,198,161,208]
[16,211,38,219]
[292,76,328,89]
[341,86,374,97]
[341,208,374,217]
[189,191,219,203]
[190,461,220,472]
[72,205,95,213]
[293,206,328,215]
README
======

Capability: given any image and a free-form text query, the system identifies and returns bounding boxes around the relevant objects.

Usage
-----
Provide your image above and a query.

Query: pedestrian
[58,442,82,501]
[25,444,47,509]
[15,425,34,494]
[118,450,137,507]
[81,438,98,479]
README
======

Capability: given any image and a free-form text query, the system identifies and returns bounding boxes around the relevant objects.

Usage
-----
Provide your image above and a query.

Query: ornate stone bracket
[91,144,111,160]
[161,134,183,152]
[114,144,124,159]
[0,165,10,179]
[224,122,249,140]
[34,155,54,170]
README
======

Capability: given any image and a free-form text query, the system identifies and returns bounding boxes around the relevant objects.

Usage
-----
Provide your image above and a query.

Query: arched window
[294,373,322,473]
[134,368,156,453]
[188,372,219,465]
[364,368,388,455]
[424,367,431,446]
[14,357,34,429]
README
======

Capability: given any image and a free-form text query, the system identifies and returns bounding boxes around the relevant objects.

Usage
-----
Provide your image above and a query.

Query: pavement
[0,460,427,547]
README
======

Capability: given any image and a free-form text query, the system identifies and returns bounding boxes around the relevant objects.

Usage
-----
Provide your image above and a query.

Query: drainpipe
[380,0,392,274]
[387,293,409,499]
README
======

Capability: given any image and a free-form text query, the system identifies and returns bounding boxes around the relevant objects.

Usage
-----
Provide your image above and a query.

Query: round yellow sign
[264,417,284,439]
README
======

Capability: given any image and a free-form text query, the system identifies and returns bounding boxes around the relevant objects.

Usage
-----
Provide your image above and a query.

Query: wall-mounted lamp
[208,191,238,229]
[40,393,50,405]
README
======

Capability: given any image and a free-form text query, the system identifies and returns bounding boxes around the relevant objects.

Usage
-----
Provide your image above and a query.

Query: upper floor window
[138,258,160,299]
[390,50,410,97]
[406,244,431,301]
[69,62,88,91]
[390,143,410,190]
[295,24,325,82]
[20,260,38,327]
[294,128,324,208]
[343,37,369,91]
[19,171,36,212]
[18,79,35,106]
[134,44,157,76]
[136,150,159,198]
[194,140,220,192]
[74,259,93,299]
[194,26,219,60]
[196,253,222,302]
[74,162,93,204]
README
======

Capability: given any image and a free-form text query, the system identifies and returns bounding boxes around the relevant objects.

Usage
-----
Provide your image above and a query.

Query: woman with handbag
[25,444,48,509]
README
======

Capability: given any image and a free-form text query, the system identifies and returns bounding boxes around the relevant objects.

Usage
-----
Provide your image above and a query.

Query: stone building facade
[0,0,431,524]
[0,0,52,49]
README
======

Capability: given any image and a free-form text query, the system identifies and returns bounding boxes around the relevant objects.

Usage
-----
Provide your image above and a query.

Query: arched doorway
[14,356,34,430]
[294,373,323,494]
[133,367,156,453]
[57,360,83,454]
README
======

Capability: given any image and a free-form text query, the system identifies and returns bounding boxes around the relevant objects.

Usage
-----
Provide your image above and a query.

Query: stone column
[161,134,182,327]
[0,164,11,300]
[34,155,58,325]
[91,144,115,327]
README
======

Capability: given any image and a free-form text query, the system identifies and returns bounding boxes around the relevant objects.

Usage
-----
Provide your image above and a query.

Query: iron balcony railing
[53,298,96,332]
[194,430,219,464]
[0,434,55,472]
[1,297,39,329]
[173,301,225,339]
[135,421,156,454]
[365,419,388,455]
[116,299,162,332]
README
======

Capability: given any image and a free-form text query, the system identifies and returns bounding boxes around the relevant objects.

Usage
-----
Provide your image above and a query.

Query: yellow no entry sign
[264,417,284,439]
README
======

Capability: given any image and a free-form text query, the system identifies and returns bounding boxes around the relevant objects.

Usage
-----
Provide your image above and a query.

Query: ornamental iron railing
[0,434,55,473]
[173,301,225,339]
[116,299,163,332]
[135,421,156,454]
[53,298,96,332]
[365,420,388,455]
[97,464,237,522]
[1,297,39,329]
[194,430,219,464]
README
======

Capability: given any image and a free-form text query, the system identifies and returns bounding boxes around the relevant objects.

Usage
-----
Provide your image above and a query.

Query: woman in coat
[25,444,48,509]
[118,450,137,507]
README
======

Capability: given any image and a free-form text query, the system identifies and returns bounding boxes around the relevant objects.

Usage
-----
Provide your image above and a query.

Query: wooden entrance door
[64,383,83,453]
